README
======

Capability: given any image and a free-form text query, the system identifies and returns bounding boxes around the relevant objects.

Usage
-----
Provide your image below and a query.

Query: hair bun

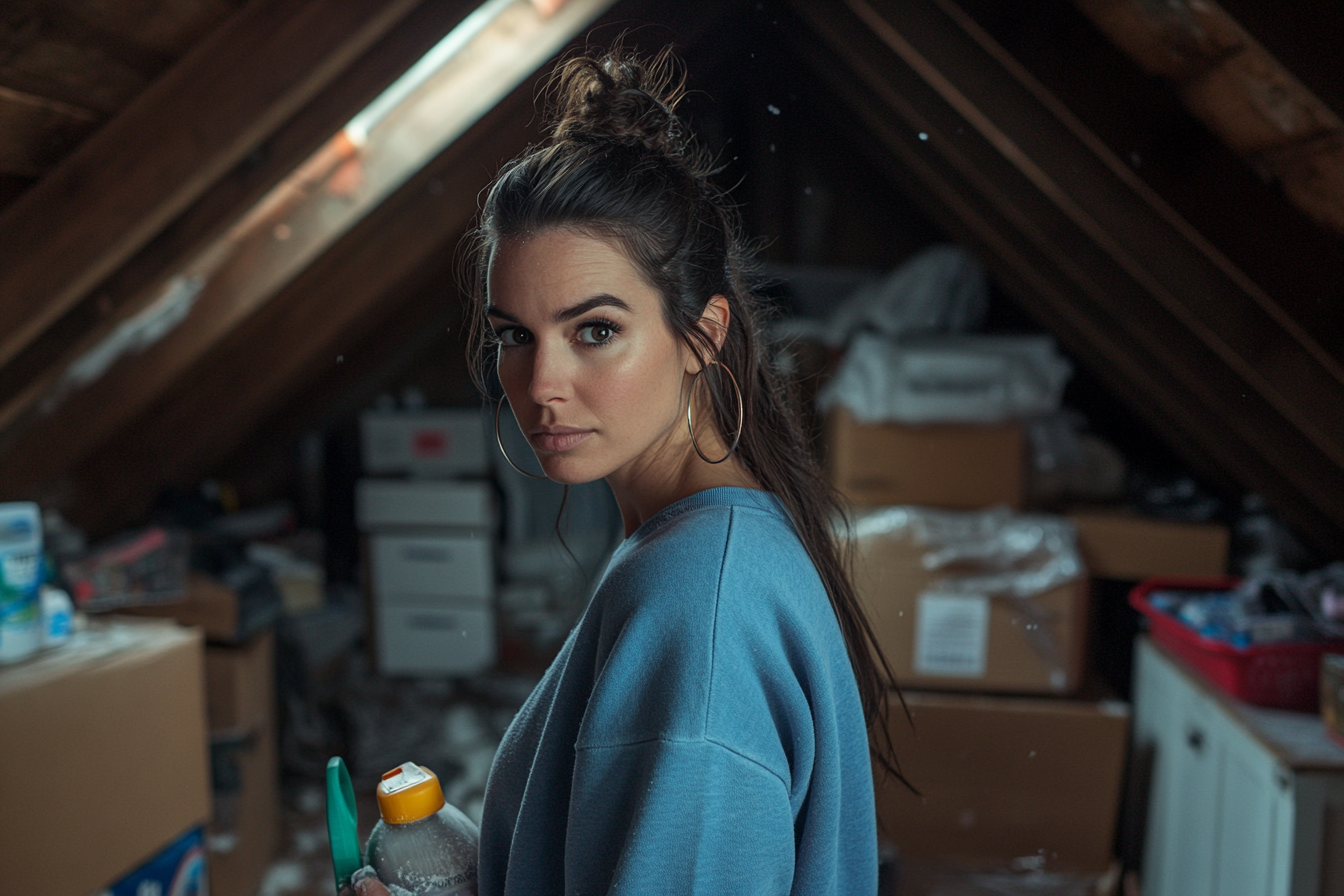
[549,47,688,157]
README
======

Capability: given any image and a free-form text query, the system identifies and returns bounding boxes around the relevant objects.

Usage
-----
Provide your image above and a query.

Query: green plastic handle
[326,756,362,892]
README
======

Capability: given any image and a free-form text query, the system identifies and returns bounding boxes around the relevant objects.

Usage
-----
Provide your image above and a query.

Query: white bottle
[366,762,479,896]
[0,503,42,664]
[41,586,74,648]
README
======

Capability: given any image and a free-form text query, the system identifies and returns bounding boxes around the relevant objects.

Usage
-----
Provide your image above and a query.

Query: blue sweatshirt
[478,487,877,895]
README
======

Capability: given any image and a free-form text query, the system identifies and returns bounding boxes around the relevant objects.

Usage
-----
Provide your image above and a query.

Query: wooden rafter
[784,0,1344,554]
[57,83,540,534]
[1075,0,1344,237]
[0,0,424,373]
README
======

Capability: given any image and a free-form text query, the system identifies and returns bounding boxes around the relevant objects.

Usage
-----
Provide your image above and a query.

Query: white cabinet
[1134,637,1344,896]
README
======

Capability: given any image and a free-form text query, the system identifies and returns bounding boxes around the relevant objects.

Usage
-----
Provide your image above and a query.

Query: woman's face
[486,229,693,485]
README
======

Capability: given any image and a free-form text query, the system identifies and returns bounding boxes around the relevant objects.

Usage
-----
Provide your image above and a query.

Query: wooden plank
[0,28,149,116]
[47,0,242,59]
[784,0,1344,554]
[1076,0,1344,236]
[56,84,539,534]
[0,0,423,371]
[0,84,99,176]
[1264,132,1344,234]
[0,0,480,454]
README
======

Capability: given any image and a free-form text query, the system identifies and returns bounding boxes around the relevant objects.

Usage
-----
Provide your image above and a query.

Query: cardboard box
[875,689,1130,874]
[894,858,1121,896]
[826,408,1025,509]
[851,516,1089,694]
[118,570,282,643]
[0,618,210,896]
[357,478,496,531]
[360,409,489,477]
[205,633,279,896]
[1069,510,1229,579]
[119,571,240,642]
[205,630,274,733]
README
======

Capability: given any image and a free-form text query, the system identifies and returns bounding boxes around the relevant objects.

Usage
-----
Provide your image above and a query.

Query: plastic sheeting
[848,505,1084,689]
[818,332,1073,424]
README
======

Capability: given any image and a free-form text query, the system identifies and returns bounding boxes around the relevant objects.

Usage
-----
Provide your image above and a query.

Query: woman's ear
[689,294,731,372]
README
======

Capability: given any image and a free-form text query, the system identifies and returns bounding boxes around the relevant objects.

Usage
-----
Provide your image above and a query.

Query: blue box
[96,827,208,896]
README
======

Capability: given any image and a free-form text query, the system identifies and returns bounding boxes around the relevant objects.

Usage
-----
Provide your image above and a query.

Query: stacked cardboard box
[1069,509,1228,579]
[117,572,283,895]
[0,618,211,896]
[875,690,1130,874]
[827,407,1025,510]
[205,631,279,896]
[850,507,1089,695]
[828,410,1132,876]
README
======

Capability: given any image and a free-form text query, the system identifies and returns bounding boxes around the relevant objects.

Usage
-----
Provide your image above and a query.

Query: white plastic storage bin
[375,600,495,676]
[356,479,495,531]
[370,533,493,603]
[360,409,489,478]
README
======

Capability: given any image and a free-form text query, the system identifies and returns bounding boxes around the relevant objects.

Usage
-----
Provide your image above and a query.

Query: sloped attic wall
[0,0,1339,557]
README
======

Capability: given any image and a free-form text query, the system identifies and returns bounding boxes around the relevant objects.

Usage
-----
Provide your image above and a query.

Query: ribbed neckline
[625,486,786,545]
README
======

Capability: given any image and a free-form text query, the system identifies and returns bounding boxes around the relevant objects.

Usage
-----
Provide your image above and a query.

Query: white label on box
[914,593,989,678]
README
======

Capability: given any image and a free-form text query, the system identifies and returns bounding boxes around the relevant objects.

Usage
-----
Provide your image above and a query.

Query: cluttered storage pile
[782,245,1288,895]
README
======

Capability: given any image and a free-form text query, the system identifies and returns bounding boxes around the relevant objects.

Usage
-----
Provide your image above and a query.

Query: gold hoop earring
[687,361,744,465]
[494,396,546,479]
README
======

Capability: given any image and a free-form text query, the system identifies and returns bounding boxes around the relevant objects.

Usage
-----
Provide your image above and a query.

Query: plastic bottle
[0,503,42,664]
[40,586,74,648]
[366,761,479,896]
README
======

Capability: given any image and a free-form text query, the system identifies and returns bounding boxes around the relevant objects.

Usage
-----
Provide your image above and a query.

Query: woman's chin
[536,455,607,486]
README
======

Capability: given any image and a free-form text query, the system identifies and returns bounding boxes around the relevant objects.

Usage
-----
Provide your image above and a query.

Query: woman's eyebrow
[555,294,633,323]
[485,294,633,325]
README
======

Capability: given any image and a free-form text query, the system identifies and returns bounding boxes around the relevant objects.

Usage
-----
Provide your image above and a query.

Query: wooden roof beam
[0,0,424,371]
[1076,0,1344,236]
[57,82,539,534]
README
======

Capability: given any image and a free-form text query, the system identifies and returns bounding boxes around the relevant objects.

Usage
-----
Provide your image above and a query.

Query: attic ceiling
[0,0,1341,556]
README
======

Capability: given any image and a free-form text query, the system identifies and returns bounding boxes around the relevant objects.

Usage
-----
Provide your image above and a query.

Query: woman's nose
[526,342,571,405]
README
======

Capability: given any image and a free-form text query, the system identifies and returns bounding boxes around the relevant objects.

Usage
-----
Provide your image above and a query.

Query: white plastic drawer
[376,602,495,676]
[356,479,495,531]
[370,533,492,601]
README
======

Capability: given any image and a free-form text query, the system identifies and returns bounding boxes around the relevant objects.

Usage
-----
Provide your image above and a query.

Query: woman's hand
[338,866,392,896]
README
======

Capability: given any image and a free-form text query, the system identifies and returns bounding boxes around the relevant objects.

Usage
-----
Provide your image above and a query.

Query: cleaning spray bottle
[326,756,479,896]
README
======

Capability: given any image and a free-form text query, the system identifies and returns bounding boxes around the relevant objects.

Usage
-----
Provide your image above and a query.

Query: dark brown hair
[463,45,908,786]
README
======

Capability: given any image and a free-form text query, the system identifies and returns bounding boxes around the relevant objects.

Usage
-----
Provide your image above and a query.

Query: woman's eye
[496,327,531,347]
[578,323,616,345]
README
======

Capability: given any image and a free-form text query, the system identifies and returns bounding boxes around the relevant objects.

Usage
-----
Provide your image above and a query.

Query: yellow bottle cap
[376,762,446,824]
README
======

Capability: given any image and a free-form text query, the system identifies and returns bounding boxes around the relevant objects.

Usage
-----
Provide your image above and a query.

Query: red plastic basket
[1130,576,1344,712]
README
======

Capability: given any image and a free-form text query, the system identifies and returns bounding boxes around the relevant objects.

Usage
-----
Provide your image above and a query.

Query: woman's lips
[529,428,593,453]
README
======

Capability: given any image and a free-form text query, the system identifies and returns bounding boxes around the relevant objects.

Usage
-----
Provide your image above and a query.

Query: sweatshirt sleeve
[563,736,795,895]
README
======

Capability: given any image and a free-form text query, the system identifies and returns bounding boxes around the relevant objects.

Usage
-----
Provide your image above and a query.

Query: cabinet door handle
[1186,728,1205,753]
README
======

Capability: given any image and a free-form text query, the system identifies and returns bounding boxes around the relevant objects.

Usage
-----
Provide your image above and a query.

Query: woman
[357,46,902,896]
